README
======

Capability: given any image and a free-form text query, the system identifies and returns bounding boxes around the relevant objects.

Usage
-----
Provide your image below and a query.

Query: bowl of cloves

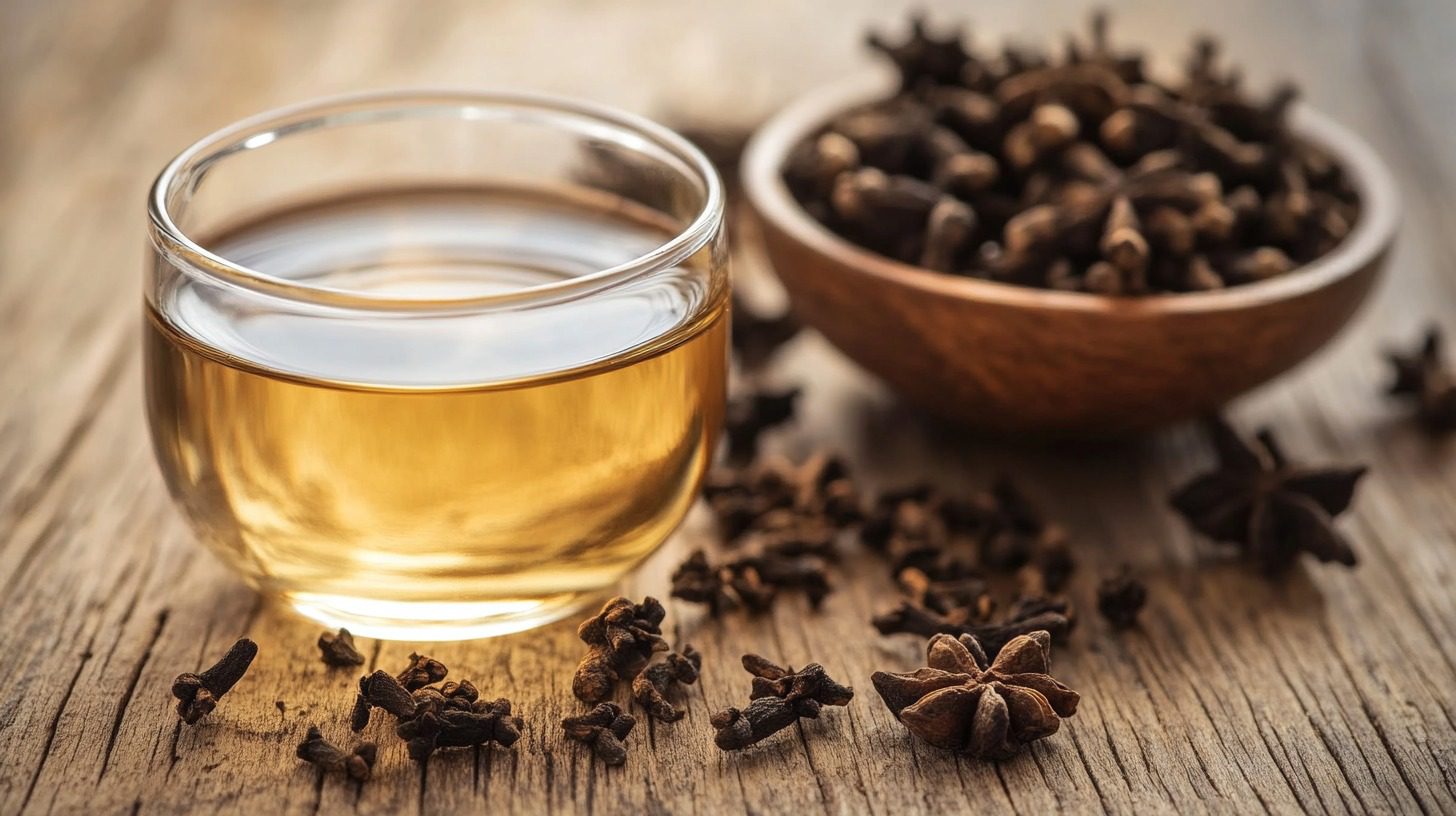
[741,14,1397,434]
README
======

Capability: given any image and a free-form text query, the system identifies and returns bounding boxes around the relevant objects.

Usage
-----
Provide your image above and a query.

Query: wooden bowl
[741,75,1400,435]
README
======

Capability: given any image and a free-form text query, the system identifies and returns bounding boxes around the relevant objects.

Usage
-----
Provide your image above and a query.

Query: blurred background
[2,0,1453,353]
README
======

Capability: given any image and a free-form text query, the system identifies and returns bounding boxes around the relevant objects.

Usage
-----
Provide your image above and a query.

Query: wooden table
[4,1,1455,813]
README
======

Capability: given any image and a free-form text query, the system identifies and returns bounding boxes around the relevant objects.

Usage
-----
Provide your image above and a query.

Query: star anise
[867,14,975,90]
[1385,326,1456,432]
[1095,568,1147,629]
[872,630,1079,759]
[1170,417,1365,573]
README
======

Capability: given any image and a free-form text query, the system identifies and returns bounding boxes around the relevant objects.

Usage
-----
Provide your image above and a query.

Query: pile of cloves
[563,597,704,765]
[350,653,523,763]
[675,453,861,614]
[724,294,804,464]
[862,477,1077,656]
[785,11,1360,294]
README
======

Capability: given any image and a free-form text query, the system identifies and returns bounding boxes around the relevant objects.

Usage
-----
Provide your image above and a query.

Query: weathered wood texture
[3,1,1455,814]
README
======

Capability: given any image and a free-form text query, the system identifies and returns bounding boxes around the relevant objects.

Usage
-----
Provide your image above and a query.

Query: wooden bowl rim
[742,71,1400,316]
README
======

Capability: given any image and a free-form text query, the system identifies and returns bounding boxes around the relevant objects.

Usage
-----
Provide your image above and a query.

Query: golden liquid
[145,187,727,638]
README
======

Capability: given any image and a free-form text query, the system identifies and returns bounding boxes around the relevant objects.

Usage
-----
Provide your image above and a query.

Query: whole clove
[317,628,364,667]
[395,653,448,691]
[1385,326,1456,432]
[710,656,853,751]
[1170,417,1366,573]
[171,637,258,725]
[670,549,831,615]
[562,702,636,766]
[1096,569,1148,629]
[724,387,800,463]
[786,11,1361,293]
[632,647,703,722]
[872,631,1079,759]
[732,295,802,371]
[572,597,668,704]
[351,669,418,732]
[671,549,776,614]
[872,596,1072,659]
[296,725,376,782]
[396,698,523,762]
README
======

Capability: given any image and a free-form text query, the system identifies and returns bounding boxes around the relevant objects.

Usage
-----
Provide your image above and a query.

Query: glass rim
[147,88,726,314]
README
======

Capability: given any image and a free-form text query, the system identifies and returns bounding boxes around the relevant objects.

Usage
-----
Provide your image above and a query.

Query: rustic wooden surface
[4,1,1456,813]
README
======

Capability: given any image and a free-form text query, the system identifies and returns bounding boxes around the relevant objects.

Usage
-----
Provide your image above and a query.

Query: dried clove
[351,669,418,732]
[732,295,802,371]
[1170,417,1366,573]
[872,596,1072,659]
[724,387,800,463]
[297,725,376,782]
[572,596,668,704]
[710,656,853,751]
[670,549,831,614]
[788,11,1360,293]
[1385,326,1456,432]
[562,702,636,766]
[317,628,364,667]
[872,631,1079,759]
[172,637,258,725]
[632,647,703,722]
[1096,569,1148,629]
[396,698,523,762]
[671,549,775,614]
[395,653,448,691]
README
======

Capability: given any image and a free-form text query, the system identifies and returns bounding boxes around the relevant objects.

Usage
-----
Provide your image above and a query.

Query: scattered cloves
[1096,569,1148,629]
[562,702,636,766]
[317,628,364,668]
[297,725,376,782]
[351,669,418,732]
[396,698,523,762]
[171,637,258,725]
[710,656,853,751]
[395,653,448,691]
[572,597,668,704]
[724,387,800,464]
[732,295,802,372]
[632,647,703,722]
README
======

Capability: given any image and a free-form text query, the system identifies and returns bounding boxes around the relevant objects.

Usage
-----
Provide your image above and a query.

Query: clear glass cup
[145,91,728,640]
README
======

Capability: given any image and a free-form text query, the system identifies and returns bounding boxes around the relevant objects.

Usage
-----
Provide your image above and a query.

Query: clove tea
[147,184,727,639]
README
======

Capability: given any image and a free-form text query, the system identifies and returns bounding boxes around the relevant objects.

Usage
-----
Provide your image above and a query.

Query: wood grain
[3,1,1455,814]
